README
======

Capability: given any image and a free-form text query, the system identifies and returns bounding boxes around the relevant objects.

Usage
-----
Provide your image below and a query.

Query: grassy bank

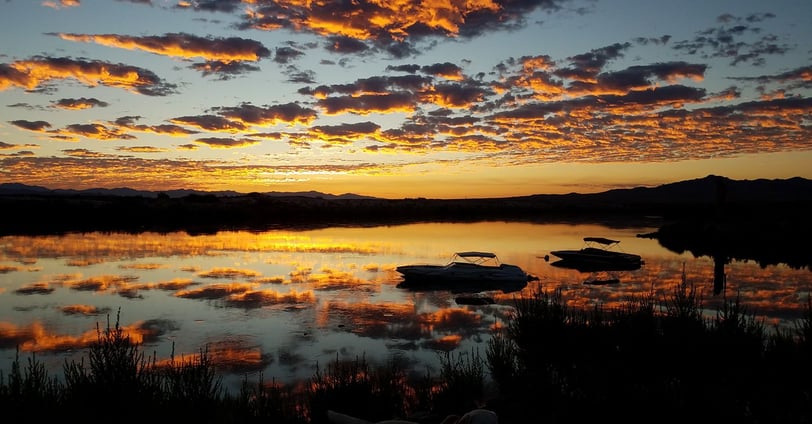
[2,278,810,423]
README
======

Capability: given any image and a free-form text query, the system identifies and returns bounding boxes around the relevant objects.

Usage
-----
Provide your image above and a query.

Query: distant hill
[513,175,812,204]
[0,183,376,200]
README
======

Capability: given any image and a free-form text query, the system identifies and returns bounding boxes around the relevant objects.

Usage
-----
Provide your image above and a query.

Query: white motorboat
[396,251,530,291]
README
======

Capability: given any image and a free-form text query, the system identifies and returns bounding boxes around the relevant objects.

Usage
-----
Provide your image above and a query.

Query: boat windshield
[583,237,619,245]
[450,252,501,266]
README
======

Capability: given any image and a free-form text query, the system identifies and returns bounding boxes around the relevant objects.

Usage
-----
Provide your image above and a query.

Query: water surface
[1,221,809,392]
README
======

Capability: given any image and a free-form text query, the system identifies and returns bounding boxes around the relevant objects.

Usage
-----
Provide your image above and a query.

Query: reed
[2,286,811,423]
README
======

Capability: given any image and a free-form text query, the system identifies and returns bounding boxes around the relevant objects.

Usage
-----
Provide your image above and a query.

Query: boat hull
[396,263,529,293]
[550,248,641,263]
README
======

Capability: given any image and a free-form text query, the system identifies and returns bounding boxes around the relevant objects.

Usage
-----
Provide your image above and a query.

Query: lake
[1,220,810,393]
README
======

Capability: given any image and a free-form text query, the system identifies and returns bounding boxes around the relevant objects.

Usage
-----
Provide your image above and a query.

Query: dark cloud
[317,92,417,115]
[0,150,35,158]
[384,42,420,59]
[274,46,305,64]
[117,146,168,153]
[570,62,707,94]
[387,64,421,74]
[559,42,632,81]
[325,36,370,55]
[57,32,270,62]
[52,97,109,110]
[672,13,790,66]
[194,137,260,148]
[634,35,672,46]
[175,0,242,13]
[213,102,318,126]
[422,82,492,108]
[728,65,812,96]
[191,60,261,79]
[421,62,464,80]
[10,120,51,131]
[311,121,381,137]
[283,66,317,84]
[299,75,432,98]
[170,114,247,132]
[238,0,570,56]
[114,116,200,136]
[62,148,111,158]
[0,63,34,90]
[63,123,137,141]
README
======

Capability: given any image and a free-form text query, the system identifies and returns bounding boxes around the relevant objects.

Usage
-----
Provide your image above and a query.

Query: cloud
[310,121,381,143]
[568,62,707,95]
[9,119,51,131]
[0,56,176,96]
[175,0,242,13]
[51,97,109,110]
[57,122,137,141]
[117,146,169,153]
[421,82,492,108]
[62,148,112,158]
[317,92,417,115]
[237,0,569,56]
[386,64,421,74]
[548,42,632,86]
[274,46,305,64]
[194,137,260,148]
[671,13,791,66]
[57,32,271,63]
[421,62,465,80]
[114,116,200,136]
[170,114,247,132]
[0,150,36,158]
[42,0,79,9]
[191,60,261,79]
[299,75,432,98]
[213,102,318,126]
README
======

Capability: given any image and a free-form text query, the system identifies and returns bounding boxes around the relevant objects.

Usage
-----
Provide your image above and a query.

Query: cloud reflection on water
[0,222,810,390]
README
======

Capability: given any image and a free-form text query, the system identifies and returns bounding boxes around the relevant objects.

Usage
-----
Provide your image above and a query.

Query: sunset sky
[1,0,811,199]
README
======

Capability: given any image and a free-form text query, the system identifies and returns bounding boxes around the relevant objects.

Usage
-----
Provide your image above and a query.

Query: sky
[1,0,811,199]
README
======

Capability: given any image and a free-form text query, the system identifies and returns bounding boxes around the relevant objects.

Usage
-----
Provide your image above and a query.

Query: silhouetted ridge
[0,176,809,236]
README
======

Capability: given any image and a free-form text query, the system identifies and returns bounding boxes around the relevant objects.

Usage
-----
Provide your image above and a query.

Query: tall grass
[2,284,811,423]
[485,277,812,424]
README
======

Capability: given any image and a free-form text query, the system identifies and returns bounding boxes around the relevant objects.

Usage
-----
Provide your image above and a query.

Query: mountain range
[2,174,811,202]
[0,182,376,200]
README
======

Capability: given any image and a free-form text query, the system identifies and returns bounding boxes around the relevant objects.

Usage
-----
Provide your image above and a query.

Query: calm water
[1,221,810,392]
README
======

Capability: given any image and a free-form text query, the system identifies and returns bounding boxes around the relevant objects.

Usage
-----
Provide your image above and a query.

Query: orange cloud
[42,0,80,9]
[2,57,175,96]
[57,33,271,63]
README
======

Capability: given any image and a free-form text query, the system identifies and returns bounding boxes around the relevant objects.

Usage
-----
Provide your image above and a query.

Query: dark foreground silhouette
[2,279,810,423]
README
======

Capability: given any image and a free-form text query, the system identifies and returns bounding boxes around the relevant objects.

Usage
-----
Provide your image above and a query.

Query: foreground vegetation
[2,279,810,423]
